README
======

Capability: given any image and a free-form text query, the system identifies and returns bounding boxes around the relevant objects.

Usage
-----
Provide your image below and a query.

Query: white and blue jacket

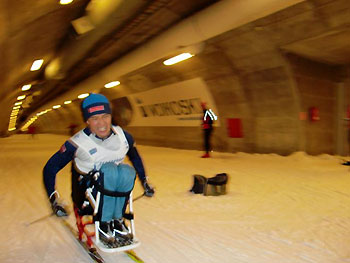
[43,125,146,197]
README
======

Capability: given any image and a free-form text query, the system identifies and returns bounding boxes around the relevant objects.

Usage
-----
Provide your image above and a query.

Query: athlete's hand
[49,192,68,217]
[142,180,155,197]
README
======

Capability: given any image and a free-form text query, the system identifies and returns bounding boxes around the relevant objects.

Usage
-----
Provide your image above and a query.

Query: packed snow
[1,134,350,263]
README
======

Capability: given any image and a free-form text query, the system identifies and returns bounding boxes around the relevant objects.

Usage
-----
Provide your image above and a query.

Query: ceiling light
[64,100,72,104]
[163,53,194,66]
[104,81,120,88]
[53,105,61,109]
[37,110,48,116]
[8,128,16,131]
[22,84,32,91]
[60,0,74,5]
[13,106,20,110]
[17,95,26,100]
[78,93,89,99]
[30,59,44,71]
[14,102,22,106]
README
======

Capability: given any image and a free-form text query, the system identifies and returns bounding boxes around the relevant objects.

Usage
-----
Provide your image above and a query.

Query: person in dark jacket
[43,93,154,247]
[201,102,215,158]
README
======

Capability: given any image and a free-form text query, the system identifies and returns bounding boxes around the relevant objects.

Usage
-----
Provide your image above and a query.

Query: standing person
[342,105,350,166]
[43,93,154,248]
[201,102,215,158]
[28,125,36,139]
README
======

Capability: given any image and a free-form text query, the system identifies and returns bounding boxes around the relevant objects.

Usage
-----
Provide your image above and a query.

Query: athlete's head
[82,93,112,138]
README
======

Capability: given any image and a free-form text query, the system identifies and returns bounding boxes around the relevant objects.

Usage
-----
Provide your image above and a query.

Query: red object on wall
[347,105,350,128]
[309,107,320,122]
[227,118,243,138]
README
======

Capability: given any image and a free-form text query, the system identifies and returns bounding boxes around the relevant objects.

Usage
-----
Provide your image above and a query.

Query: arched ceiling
[1,0,350,136]
[0,0,219,135]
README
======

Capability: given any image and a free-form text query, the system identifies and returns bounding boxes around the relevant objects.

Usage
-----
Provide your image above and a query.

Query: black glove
[49,192,68,217]
[142,180,155,197]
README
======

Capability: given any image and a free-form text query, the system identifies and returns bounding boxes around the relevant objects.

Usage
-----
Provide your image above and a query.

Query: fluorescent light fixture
[163,53,194,66]
[78,93,89,99]
[60,0,73,4]
[53,105,61,109]
[13,106,20,110]
[37,111,46,116]
[17,95,26,100]
[15,102,22,106]
[64,100,72,104]
[30,59,44,71]
[8,128,16,131]
[104,81,120,88]
[22,84,32,91]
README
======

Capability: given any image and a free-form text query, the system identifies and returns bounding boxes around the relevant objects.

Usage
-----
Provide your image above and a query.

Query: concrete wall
[31,0,350,155]
[341,67,350,156]
[287,55,339,154]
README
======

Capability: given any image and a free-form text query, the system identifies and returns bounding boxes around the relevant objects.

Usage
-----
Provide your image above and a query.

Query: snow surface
[1,134,350,263]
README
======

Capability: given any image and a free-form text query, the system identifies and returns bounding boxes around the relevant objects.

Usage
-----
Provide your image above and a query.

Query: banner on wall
[110,78,219,127]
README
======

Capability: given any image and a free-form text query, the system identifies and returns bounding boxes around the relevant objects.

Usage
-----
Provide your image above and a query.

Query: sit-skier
[43,93,154,247]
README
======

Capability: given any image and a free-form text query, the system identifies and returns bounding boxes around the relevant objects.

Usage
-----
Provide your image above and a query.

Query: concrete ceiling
[1,0,350,136]
[0,0,219,135]
[283,28,350,65]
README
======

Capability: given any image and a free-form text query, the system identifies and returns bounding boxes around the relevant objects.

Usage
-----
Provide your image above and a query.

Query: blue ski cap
[82,93,111,121]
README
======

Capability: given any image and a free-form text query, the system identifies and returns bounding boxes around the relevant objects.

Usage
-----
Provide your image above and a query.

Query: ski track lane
[1,135,350,262]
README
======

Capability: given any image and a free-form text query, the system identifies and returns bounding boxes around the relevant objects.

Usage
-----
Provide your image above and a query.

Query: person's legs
[97,162,136,245]
[99,163,136,221]
[113,164,136,218]
[204,129,210,153]
[202,129,211,158]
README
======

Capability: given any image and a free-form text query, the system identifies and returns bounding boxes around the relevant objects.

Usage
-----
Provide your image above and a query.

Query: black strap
[94,182,132,197]
[124,212,134,220]
[85,170,132,197]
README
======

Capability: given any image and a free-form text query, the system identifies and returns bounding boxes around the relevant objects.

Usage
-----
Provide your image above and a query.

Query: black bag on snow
[189,175,208,194]
[190,173,228,196]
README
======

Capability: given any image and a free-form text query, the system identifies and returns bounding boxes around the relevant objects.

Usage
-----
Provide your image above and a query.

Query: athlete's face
[86,113,112,139]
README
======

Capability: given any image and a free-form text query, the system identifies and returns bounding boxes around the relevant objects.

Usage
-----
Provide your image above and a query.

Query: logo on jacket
[89,148,97,155]
[59,144,66,153]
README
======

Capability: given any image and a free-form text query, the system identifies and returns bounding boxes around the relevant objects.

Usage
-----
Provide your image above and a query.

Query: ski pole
[25,213,54,226]
[133,193,145,202]
[26,194,145,226]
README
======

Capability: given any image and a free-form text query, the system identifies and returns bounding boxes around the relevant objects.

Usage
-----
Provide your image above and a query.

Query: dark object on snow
[190,173,228,196]
[190,175,207,194]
